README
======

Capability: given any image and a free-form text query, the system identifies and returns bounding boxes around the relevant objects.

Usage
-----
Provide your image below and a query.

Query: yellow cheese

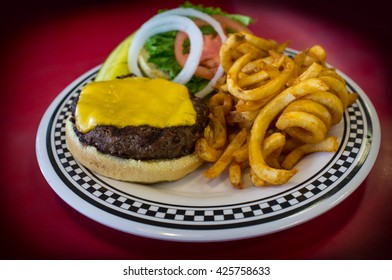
[75,77,196,133]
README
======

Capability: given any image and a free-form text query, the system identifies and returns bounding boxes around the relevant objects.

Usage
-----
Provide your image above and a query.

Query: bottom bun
[65,117,204,183]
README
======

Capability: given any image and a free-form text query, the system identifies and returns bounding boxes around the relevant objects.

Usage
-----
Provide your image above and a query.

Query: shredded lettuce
[145,1,254,94]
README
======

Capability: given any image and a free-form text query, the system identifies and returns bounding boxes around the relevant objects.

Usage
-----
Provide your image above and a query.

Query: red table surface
[1,0,391,260]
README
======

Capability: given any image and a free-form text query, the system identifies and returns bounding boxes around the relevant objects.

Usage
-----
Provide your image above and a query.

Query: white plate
[36,56,380,242]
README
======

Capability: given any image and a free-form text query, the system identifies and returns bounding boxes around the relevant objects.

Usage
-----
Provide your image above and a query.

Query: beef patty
[70,93,209,160]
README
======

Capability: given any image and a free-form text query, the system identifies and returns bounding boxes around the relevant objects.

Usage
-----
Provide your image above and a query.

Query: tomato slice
[174,15,252,80]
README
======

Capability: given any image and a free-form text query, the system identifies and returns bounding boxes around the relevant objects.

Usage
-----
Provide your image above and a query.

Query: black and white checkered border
[49,73,366,227]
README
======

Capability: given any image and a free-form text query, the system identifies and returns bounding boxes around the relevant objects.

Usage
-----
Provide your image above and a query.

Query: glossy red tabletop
[2,0,391,259]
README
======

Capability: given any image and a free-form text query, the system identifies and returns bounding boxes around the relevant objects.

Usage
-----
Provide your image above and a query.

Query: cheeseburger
[66,77,209,183]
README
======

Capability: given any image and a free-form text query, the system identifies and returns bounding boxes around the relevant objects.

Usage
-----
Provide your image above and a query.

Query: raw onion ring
[128,15,203,85]
[129,8,228,97]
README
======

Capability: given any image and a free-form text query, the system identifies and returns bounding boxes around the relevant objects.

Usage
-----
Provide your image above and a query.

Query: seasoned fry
[204,128,248,179]
[288,51,307,86]
[319,76,349,109]
[283,99,332,129]
[281,137,304,154]
[307,45,327,64]
[348,93,358,106]
[219,33,247,72]
[236,42,266,57]
[291,62,324,85]
[204,113,227,149]
[237,70,269,88]
[235,95,275,112]
[250,167,266,187]
[195,138,223,162]
[230,110,259,123]
[233,141,249,163]
[262,132,286,168]
[227,54,293,101]
[276,111,328,144]
[242,32,284,52]
[281,136,338,169]
[300,91,344,125]
[229,160,243,188]
[320,68,346,83]
[208,92,233,116]
[241,58,267,74]
[210,105,226,127]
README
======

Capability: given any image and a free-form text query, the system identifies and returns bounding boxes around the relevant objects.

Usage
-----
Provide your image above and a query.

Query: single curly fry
[276,111,328,144]
[195,138,223,163]
[319,76,349,109]
[205,113,227,149]
[301,91,344,125]
[250,168,266,187]
[229,160,243,189]
[283,99,332,129]
[262,132,286,169]
[242,32,279,51]
[281,136,338,169]
[232,138,249,163]
[219,33,247,73]
[320,68,346,84]
[292,62,324,85]
[235,94,275,112]
[230,110,259,123]
[307,45,327,64]
[348,93,358,106]
[208,92,233,116]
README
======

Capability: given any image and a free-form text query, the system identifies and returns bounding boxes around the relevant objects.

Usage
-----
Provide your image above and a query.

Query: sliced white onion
[153,8,228,97]
[128,15,203,85]
[129,8,228,97]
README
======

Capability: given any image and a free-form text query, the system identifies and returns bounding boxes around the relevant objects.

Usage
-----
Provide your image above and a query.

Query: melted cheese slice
[75,77,196,133]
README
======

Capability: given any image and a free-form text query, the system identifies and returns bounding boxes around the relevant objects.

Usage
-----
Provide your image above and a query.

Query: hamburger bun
[65,116,204,183]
